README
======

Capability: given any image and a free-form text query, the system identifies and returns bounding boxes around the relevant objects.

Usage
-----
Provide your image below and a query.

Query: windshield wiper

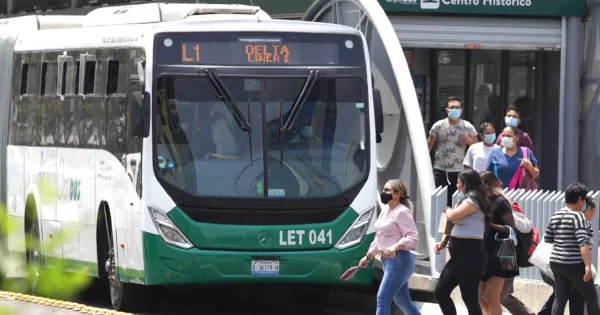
[279,98,284,168]
[204,69,252,132]
[278,69,320,168]
[280,69,320,132]
[246,93,253,166]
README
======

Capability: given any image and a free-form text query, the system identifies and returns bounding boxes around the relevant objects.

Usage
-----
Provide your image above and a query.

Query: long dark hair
[480,171,505,198]
[458,169,492,233]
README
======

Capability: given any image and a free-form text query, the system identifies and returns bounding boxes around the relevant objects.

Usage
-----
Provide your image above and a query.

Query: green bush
[0,178,92,312]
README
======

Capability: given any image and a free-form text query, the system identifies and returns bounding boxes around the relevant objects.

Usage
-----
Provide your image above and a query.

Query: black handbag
[493,225,519,272]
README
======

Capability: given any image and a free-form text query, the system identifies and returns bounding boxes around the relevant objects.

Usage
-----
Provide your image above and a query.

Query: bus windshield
[154,75,368,198]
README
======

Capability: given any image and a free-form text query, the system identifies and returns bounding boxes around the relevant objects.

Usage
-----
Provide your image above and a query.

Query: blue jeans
[376,250,421,315]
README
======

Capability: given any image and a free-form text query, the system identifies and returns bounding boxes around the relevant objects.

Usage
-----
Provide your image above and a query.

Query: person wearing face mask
[300,123,313,139]
[463,122,506,173]
[359,179,421,315]
[490,126,539,189]
[538,197,597,315]
[428,97,478,206]
[495,107,534,151]
[544,183,600,315]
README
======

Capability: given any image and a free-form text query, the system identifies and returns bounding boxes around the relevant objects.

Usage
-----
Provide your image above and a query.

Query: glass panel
[469,50,502,130]
[76,0,128,7]
[507,51,536,136]
[592,21,600,79]
[580,13,600,188]
[154,76,367,199]
[338,1,360,28]
[15,0,69,12]
[436,50,465,121]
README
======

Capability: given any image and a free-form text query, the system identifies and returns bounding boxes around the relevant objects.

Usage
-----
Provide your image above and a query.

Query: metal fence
[429,187,600,281]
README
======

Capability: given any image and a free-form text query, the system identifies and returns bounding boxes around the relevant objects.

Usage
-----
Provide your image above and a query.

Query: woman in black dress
[478,171,518,315]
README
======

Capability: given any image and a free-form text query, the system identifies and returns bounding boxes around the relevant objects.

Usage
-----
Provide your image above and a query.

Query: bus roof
[14,19,362,52]
[83,3,271,27]
[0,2,271,32]
[156,19,362,36]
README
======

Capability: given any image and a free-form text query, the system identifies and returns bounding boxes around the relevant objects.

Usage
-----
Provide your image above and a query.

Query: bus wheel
[105,230,145,311]
[25,200,42,294]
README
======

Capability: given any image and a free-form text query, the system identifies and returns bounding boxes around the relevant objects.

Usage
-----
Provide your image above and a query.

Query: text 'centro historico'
[380,0,584,17]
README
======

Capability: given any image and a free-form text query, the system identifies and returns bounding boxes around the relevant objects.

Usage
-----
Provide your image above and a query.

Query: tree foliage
[0,178,92,313]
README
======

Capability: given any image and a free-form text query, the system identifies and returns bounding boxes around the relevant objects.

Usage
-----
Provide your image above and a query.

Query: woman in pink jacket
[359,179,421,315]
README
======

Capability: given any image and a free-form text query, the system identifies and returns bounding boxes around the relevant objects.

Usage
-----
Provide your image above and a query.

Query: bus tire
[100,205,145,312]
[24,196,43,294]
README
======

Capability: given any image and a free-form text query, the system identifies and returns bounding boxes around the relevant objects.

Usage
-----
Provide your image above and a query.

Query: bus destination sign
[155,32,364,67]
[181,42,294,65]
[178,40,338,66]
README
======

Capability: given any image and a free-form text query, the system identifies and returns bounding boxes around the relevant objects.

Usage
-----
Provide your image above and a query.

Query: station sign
[379,0,584,17]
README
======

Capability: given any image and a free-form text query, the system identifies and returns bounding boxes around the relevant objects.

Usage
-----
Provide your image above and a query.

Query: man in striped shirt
[538,197,596,315]
[544,182,600,315]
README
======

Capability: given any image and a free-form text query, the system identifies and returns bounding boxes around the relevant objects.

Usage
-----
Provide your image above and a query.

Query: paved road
[0,280,513,315]
[1,280,384,315]
[86,283,381,315]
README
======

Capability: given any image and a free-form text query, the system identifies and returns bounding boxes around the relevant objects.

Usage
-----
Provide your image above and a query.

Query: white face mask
[501,136,515,148]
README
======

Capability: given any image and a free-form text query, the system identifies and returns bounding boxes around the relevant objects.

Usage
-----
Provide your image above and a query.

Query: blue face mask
[483,133,496,144]
[301,125,313,138]
[448,108,462,120]
[505,117,519,127]
[582,202,588,212]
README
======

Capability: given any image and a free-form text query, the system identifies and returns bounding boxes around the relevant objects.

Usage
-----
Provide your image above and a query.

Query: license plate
[251,260,279,276]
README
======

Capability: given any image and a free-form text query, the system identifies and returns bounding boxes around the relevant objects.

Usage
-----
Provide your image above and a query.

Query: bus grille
[179,207,346,225]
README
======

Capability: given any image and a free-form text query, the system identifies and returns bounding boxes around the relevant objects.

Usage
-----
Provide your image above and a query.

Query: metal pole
[562,16,583,187]
[557,17,567,189]
[7,0,12,15]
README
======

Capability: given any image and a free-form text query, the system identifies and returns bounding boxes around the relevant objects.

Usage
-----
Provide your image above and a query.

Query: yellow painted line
[0,290,135,315]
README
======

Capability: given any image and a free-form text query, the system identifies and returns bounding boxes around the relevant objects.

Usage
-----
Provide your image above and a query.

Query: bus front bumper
[140,232,375,286]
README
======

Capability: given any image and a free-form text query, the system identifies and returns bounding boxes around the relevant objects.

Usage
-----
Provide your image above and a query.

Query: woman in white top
[463,122,504,173]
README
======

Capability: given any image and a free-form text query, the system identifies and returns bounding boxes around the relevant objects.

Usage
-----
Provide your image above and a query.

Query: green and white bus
[0,2,385,311]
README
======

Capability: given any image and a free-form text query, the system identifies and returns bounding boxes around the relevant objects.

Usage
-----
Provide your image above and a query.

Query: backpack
[511,202,540,267]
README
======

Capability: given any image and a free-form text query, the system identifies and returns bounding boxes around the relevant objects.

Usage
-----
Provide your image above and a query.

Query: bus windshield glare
[153,76,368,198]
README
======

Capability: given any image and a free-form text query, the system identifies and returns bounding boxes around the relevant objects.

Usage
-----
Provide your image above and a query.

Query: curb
[0,291,132,315]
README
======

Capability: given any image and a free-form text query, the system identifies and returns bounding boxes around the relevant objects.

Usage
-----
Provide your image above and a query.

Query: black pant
[538,287,584,315]
[550,262,600,315]
[434,237,487,315]
[434,169,459,207]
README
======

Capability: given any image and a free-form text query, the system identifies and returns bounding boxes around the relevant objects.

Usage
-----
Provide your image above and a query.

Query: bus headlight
[148,206,194,249]
[335,207,375,250]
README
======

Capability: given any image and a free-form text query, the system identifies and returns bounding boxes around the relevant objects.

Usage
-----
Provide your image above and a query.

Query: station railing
[429,187,600,281]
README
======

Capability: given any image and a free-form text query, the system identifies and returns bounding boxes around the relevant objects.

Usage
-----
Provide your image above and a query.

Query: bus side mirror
[128,84,150,138]
[373,88,384,143]
[128,90,144,138]
[141,92,150,137]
